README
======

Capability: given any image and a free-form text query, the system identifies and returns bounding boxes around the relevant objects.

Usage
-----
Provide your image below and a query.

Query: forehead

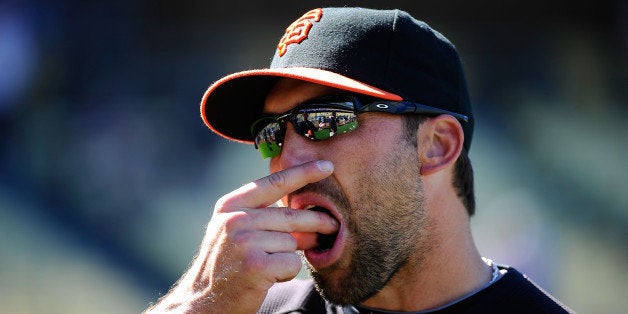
[264,78,340,114]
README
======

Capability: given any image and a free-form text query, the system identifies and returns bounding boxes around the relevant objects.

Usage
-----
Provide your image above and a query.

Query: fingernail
[316,160,334,172]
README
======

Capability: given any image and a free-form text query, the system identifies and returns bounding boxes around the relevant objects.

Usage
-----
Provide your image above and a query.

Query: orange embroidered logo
[277,8,323,57]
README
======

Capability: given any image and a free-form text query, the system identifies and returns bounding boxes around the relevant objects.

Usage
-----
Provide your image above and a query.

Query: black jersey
[258,266,573,314]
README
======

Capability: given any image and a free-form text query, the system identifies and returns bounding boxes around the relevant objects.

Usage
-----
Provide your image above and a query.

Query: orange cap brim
[200,66,402,143]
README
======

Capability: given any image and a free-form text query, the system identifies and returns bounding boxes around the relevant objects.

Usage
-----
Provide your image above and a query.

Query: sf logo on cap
[277,8,323,57]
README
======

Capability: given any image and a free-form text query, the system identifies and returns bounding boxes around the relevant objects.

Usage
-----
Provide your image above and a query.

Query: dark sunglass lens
[294,109,358,141]
[255,122,283,159]
[334,111,358,135]
[293,111,320,139]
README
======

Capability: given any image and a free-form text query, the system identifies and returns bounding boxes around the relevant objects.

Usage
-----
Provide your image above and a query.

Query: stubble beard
[299,144,431,306]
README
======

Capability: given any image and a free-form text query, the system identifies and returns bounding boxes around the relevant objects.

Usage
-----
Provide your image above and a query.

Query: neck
[360,197,490,312]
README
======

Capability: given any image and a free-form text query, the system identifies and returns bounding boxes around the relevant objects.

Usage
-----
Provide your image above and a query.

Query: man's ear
[418,115,464,175]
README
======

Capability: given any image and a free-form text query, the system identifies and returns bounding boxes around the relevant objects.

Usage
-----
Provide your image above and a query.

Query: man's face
[265,79,432,305]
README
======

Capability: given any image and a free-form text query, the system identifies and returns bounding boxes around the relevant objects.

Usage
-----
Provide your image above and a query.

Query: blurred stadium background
[0,0,626,313]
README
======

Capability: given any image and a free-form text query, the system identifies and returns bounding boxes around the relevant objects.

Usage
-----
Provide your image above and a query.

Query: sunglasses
[251,95,469,159]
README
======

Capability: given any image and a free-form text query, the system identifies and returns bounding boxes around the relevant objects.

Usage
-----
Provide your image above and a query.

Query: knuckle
[221,211,250,233]
[267,171,287,189]
[243,251,267,273]
[281,208,299,225]
[214,199,227,214]
[230,231,253,247]
[214,194,234,212]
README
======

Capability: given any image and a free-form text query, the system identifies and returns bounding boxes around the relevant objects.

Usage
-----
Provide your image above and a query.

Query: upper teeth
[304,205,316,210]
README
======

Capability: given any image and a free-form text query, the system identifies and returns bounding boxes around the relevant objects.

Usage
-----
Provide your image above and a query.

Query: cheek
[324,120,405,192]
[339,130,420,196]
[326,120,391,162]
[347,145,424,234]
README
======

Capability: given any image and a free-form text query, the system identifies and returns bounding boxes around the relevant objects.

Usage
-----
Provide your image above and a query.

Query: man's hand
[144,160,337,313]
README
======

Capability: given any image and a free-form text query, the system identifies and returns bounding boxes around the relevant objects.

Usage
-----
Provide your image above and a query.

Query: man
[297,111,318,138]
[146,7,573,313]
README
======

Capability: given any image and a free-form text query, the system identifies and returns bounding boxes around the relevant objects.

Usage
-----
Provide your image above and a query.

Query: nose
[270,123,319,171]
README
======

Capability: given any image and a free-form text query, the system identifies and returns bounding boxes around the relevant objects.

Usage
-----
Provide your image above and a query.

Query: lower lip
[303,226,345,268]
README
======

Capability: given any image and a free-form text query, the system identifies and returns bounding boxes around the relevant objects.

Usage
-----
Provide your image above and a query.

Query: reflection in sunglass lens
[255,121,283,159]
[293,109,357,142]
[253,106,359,159]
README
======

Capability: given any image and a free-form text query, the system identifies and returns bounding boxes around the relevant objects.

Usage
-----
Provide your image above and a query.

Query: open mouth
[307,206,339,252]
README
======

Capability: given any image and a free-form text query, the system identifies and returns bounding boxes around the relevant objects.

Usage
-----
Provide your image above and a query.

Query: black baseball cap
[200,7,474,151]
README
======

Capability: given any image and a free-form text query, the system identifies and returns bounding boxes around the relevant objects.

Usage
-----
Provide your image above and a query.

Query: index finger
[220,160,334,209]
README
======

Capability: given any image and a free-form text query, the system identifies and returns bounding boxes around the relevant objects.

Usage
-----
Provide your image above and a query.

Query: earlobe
[419,115,464,175]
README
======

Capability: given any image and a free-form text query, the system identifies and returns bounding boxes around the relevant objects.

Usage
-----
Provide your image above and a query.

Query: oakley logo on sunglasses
[251,95,468,159]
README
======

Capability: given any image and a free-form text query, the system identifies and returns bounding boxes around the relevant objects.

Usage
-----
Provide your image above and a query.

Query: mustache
[288,177,350,209]
[294,179,331,195]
